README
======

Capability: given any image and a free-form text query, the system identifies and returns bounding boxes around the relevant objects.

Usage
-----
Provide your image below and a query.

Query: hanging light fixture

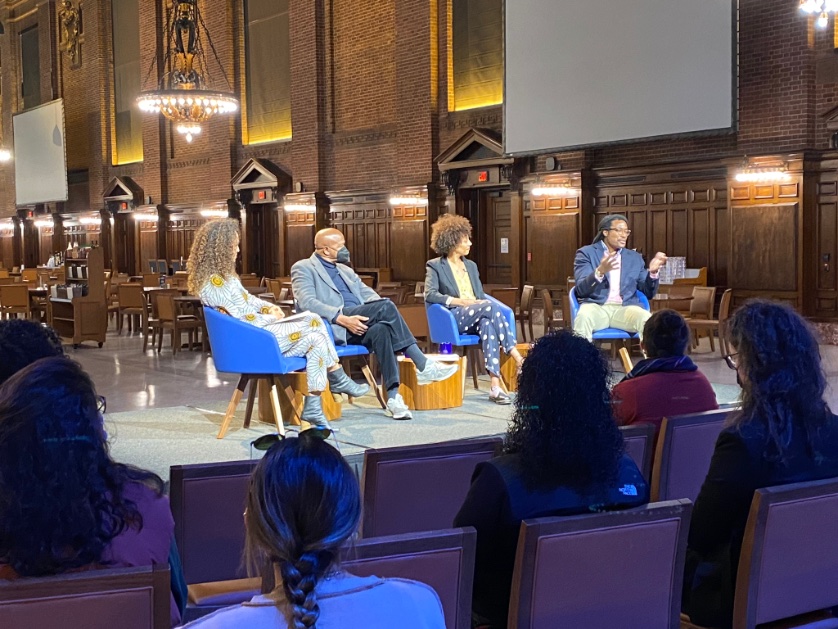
[734,158,792,183]
[800,0,838,28]
[137,0,238,142]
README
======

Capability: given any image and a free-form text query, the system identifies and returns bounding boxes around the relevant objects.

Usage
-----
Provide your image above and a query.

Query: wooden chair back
[541,289,558,335]
[239,274,260,288]
[489,287,518,310]
[509,500,692,629]
[117,283,145,309]
[689,286,717,319]
[519,284,535,341]
[155,294,177,322]
[397,303,430,341]
[0,269,8,278]
[147,289,181,319]
[141,273,160,288]
[21,268,38,282]
[0,564,170,629]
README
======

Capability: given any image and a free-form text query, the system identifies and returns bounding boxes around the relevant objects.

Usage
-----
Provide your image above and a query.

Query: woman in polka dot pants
[425,215,525,404]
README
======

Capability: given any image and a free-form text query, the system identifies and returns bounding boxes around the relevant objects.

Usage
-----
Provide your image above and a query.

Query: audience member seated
[188,219,368,432]
[454,330,650,629]
[683,300,838,628]
[0,357,182,626]
[0,318,63,385]
[424,214,523,405]
[572,214,666,341]
[183,432,446,629]
[611,309,718,441]
[292,228,458,420]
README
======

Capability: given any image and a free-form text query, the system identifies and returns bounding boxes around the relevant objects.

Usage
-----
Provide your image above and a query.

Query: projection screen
[13,99,68,205]
[504,0,735,155]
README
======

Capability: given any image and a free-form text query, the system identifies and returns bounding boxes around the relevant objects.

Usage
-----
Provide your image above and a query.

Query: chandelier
[800,0,838,28]
[137,0,238,142]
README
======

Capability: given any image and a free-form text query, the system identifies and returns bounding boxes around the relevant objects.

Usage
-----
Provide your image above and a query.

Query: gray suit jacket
[424,256,485,307]
[291,253,380,344]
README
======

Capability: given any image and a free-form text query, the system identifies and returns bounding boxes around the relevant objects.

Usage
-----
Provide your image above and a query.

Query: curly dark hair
[642,309,690,358]
[727,299,832,463]
[430,214,473,256]
[0,319,63,385]
[245,434,361,629]
[0,357,163,577]
[505,329,624,492]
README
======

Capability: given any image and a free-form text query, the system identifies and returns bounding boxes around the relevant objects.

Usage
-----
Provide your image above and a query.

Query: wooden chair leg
[268,378,288,437]
[217,375,249,439]
[243,378,258,429]
[361,362,387,409]
[707,329,715,352]
[468,347,480,390]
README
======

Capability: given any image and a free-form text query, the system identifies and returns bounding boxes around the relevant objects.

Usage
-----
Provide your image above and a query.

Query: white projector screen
[13,99,68,205]
[504,0,735,155]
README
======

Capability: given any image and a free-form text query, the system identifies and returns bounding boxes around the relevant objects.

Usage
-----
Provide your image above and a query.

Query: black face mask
[335,246,350,264]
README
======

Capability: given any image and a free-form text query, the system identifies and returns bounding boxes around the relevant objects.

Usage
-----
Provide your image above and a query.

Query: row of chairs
[116,285,204,354]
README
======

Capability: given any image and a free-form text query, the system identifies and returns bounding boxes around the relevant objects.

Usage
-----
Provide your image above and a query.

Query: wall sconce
[79,216,102,226]
[34,219,54,228]
[0,221,15,233]
[0,148,12,162]
[388,196,429,207]
[284,203,316,212]
[200,209,228,218]
[734,160,791,183]
[530,182,577,197]
[132,213,159,222]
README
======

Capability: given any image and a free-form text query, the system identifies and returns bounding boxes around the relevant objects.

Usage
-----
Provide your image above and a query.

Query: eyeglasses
[96,395,107,414]
[608,228,632,236]
[249,427,331,453]
[723,353,739,370]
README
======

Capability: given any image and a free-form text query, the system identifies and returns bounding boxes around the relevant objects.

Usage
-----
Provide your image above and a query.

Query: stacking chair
[156,294,200,355]
[568,285,650,343]
[142,272,161,288]
[343,528,477,629]
[689,288,732,357]
[650,408,732,502]
[508,500,692,629]
[619,423,656,481]
[686,286,717,350]
[169,461,260,621]
[360,436,503,538]
[0,564,170,629]
[117,283,146,334]
[0,284,31,319]
[426,295,515,389]
[204,306,304,438]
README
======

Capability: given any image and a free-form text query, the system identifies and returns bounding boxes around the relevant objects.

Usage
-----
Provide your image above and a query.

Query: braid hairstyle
[245,434,361,628]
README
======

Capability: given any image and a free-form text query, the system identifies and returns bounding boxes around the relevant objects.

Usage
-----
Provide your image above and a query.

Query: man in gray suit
[291,228,458,420]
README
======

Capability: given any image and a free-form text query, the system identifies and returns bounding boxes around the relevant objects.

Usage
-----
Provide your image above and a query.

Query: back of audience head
[245,433,361,629]
[726,299,830,461]
[642,309,690,359]
[0,319,63,385]
[0,356,160,577]
[505,329,623,492]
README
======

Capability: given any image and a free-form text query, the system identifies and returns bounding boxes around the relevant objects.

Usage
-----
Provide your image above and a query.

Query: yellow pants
[573,302,651,341]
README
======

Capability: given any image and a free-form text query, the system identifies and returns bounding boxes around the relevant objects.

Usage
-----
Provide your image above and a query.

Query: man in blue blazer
[573,214,667,341]
[292,228,458,420]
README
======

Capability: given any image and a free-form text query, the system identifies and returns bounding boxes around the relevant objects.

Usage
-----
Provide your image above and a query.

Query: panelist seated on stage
[188,220,368,432]
[573,213,667,341]
[291,228,459,421]
[424,214,523,405]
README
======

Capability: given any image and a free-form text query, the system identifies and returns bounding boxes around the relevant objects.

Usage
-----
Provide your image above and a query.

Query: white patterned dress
[199,274,338,392]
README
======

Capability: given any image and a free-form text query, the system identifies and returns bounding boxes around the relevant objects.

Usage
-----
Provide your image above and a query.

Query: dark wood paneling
[167,216,209,266]
[525,213,579,285]
[138,221,158,274]
[0,233,14,268]
[730,204,798,291]
[389,221,427,281]
[285,219,316,271]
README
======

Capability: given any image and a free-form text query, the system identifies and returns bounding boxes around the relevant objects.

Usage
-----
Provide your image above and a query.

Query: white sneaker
[386,393,413,420]
[416,358,459,385]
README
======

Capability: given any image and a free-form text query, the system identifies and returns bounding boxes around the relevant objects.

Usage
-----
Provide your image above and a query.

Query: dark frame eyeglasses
[250,427,331,453]
[96,395,107,414]
[607,228,632,236]
[723,353,739,370]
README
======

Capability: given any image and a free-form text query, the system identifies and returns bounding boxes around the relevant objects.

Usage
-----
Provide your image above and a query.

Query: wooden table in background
[500,343,530,392]
[651,293,693,312]
[397,354,465,410]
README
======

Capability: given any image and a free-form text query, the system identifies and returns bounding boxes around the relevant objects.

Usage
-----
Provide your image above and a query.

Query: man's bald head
[314,228,345,250]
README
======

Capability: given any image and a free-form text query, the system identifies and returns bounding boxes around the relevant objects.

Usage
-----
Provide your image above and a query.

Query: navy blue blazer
[573,242,658,306]
[424,256,485,306]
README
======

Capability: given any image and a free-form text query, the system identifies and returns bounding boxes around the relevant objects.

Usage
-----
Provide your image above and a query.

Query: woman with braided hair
[184,433,445,629]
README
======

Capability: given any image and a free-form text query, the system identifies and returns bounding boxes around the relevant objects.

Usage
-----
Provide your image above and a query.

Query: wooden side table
[398,355,466,410]
[500,343,530,392]
[257,376,341,428]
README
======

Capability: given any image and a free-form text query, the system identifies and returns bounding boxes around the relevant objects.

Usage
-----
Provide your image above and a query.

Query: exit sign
[477,171,489,182]
[257,190,266,200]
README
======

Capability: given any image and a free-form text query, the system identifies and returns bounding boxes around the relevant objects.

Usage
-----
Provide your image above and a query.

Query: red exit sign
[477,171,489,182]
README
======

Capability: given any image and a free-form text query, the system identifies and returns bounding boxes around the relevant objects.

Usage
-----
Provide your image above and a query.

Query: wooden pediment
[102,176,143,204]
[231,158,290,190]
[436,128,512,171]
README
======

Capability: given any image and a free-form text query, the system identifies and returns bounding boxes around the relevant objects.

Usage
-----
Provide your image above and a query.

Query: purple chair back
[169,460,258,584]
[0,565,169,629]
[509,500,692,629]
[620,423,656,481]
[733,477,838,628]
[343,527,476,629]
[651,408,733,501]
[361,437,502,538]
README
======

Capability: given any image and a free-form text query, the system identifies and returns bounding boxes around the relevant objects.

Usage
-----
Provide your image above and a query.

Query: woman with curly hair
[683,300,838,628]
[188,219,368,431]
[424,214,523,404]
[0,357,183,626]
[184,432,446,629]
[454,330,649,628]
